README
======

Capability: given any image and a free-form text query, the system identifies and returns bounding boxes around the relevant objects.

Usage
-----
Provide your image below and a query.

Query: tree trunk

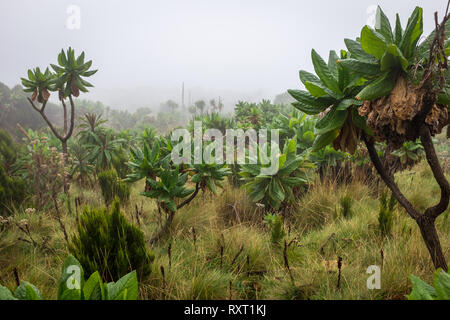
[61,140,69,194]
[149,210,174,244]
[416,215,448,271]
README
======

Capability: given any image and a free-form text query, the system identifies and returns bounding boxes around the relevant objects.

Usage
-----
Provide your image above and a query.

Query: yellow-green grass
[0,161,448,300]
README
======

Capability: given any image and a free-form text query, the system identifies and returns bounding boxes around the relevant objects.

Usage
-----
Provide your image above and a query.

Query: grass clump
[378,190,396,237]
[339,194,353,219]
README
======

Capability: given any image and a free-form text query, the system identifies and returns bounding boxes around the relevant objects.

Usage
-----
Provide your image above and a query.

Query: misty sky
[0,1,445,110]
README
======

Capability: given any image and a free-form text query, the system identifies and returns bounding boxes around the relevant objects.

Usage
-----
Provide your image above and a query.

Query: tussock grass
[0,159,448,300]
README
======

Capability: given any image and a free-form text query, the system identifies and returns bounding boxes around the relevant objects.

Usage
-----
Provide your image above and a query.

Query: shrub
[339,194,353,219]
[98,169,130,206]
[0,129,18,174]
[0,166,27,216]
[19,133,67,210]
[69,198,153,282]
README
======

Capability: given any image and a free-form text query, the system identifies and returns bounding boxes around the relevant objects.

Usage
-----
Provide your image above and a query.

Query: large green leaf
[315,106,347,135]
[83,271,107,300]
[380,44,409,72]
[356,70,396,101]
[360,26,388,60]
[299,70,335,97]
[407,274,436,300]
[292,102,327,115]
[400,6,423,59]
[433,268,450,300]
[375,6,394,43]
[0,286,18,300]
[14,281,43,300]
[394,14,403,45]
[248,185,266,202]
[312,129,339,151]
[311,49,341,94]
[336,99,362,111]
[57,255,84,300]
[269,179,285,204]
[288,89,333,108]
[344,39,378,63]
[337,59,381,76]
[328,50,340,79]
[106,270,139,300]
[278,157,302,176]
[304,81,327,97]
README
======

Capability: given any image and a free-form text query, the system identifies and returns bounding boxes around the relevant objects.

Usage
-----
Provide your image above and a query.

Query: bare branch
[362,134,420,220]
[26,97,64,140]
[420,126,450,219]
[177,183,200,209]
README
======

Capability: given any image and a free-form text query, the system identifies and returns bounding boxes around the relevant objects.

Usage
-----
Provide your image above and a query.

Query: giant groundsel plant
[288,5,450,271]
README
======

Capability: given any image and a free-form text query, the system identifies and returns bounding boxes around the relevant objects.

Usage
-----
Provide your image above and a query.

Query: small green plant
[391,140,424,169]
[69,198,153,282]
[189,161,231,194]
[339,194,353,219]
[97,168,130,206]
[407,268,450,300]
[240,137,313,211]
[263,213,286,245]
[126,141,169,192]
[378,190,396,236]
[0,255,139,300]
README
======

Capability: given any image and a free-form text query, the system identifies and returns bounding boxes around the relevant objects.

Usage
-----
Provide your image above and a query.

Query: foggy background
[0,0,445,112]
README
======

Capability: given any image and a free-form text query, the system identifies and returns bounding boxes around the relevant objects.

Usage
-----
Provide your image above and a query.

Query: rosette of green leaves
[126,141,169,183]
[270,110,316,153]
[391,140,424,164]
[190,163,231,194]
[240,138,313,210]
[51,47,97,99]
[141,166,194,213]
[20,67,55,103]
[341,6,450,104]
[288,47,370,151]
[21,48,97,101]
[180,142,231,194]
